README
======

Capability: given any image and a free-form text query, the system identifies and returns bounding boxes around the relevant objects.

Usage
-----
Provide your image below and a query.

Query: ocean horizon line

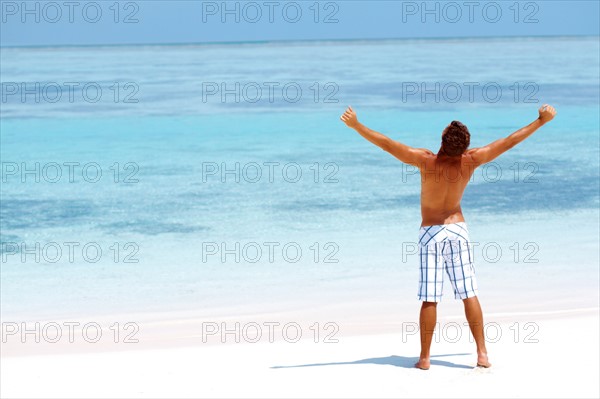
[1,34,596,50]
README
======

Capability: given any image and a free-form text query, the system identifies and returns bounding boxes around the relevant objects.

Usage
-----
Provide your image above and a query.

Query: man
[340,105,557,369]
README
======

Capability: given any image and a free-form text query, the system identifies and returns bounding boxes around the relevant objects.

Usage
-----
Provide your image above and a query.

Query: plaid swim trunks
[418,222,478,302]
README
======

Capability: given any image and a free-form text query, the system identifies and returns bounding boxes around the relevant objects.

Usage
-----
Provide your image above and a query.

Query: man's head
[441,121,470,157]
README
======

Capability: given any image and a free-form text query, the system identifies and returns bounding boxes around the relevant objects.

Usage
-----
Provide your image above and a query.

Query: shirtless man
[340,105,557,369]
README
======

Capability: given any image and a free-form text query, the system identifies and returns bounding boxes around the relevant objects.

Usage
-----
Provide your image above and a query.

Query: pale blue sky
[1,0,599,46]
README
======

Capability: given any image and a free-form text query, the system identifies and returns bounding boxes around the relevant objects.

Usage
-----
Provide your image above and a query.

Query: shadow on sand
[271,354,473,370]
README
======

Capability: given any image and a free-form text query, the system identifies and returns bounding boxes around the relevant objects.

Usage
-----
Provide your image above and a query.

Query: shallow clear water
[1,36,599,319]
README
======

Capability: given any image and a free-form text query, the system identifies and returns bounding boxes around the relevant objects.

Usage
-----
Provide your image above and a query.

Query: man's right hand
[538,104,557,124]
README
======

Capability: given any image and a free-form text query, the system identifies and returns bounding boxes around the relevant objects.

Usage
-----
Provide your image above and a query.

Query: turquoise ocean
[1,36,599,321]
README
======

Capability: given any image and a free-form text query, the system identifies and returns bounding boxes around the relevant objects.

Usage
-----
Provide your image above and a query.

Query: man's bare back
[419,152,476,226]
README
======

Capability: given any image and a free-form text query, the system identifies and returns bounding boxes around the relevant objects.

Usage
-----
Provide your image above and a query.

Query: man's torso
[419,152,477,227]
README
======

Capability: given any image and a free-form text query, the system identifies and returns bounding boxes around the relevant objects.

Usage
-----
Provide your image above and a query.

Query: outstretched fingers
[340,106,355,122]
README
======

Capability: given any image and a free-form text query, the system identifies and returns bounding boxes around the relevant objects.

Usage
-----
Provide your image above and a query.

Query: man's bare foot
[476,352,491,368]
[415,358,430,370]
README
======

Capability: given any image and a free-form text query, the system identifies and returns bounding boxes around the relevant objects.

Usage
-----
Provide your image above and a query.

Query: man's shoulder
[416,148,435,156]
[462,149,481,164]
[414,149,436,170]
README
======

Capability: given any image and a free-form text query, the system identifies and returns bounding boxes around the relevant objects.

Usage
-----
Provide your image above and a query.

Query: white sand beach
[2,307,598,398]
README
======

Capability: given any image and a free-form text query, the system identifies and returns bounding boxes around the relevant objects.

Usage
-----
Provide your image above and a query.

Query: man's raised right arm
[468,105,557,166]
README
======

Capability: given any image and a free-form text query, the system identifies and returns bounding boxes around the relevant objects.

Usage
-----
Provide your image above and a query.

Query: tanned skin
[340,105,557,369]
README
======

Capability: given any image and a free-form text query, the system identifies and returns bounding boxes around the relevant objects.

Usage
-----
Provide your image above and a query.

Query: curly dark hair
[441,121,470,157]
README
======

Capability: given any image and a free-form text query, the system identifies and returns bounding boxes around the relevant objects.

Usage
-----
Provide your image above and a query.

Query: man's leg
[416,301,437,370]
[463,296,491,367]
